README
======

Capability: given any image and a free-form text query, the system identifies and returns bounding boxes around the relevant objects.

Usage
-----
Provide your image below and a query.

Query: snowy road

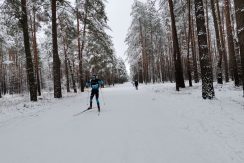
[0,83,244,163]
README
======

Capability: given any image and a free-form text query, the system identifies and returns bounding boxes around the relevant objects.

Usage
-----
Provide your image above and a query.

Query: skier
[134,80,139,90]
[88,74,101,112]
[100,80,104,88]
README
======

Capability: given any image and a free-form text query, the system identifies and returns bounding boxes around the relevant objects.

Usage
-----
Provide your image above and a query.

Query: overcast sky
[106,0,146,74]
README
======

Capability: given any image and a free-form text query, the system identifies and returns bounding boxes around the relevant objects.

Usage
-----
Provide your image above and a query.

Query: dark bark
[69,61,77,93]
[194,0,215,99]
[3,64,6,95]
[32,8,41,96]
[210,0,223,84]
[191,15,199,83]
[63,38,70,93]
[187,0,193,87]
[70,59,77,93]
[160,52,165,82]
[139,60,144,83]
[145,43,149,84]
[233,0,244,95]
[205,0,212,64]
[52,0,62,98]
[0,43,2,98]
[168,0,185,91]
[225,0,240,86]
[20,0,37,101]
[139,18,147,83]
[77,0,87,92]
[218,1,230,82]
[150,21,155,83]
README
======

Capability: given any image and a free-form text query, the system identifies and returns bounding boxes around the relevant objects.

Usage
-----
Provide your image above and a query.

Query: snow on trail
[0,83,244,163]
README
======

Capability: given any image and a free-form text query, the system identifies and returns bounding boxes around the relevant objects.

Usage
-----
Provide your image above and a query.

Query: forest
[126,0,244,99]
[0,0,128,101]
[0,0,244,101]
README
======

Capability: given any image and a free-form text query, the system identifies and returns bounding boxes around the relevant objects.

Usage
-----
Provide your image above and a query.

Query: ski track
[0,83,244,163]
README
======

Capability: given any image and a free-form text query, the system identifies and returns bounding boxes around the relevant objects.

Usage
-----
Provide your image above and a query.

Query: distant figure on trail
[134,80,139,90]
[88,74,102,112]
[100,80,105,88]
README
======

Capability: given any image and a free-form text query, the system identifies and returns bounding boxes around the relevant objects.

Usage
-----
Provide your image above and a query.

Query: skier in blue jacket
[88,74,101,112]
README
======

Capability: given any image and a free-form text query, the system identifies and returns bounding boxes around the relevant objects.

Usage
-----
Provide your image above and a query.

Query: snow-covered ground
[0,82,244,163]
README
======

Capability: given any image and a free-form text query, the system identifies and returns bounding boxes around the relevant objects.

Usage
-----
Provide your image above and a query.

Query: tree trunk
[69,59,77,93]
[139,18,147,84]
[187,0,193,87]
[225,0,240,86]
[191,15,199,83]
[52,0,62,98]
[32,7,41,96]
[160,52,165,82]
[0,43,2,98]
[168,0,185,91]
[218,1,229,83]
[77,0,87,92]
[63,38,70,93]
[3,64,6,95]
[194,0,215,99]
[150,21,155,83]
[145,39,149,83]
[233,0,244,95]
[20,0,37,101]
[210,0,223,84]
[205,0,212,64]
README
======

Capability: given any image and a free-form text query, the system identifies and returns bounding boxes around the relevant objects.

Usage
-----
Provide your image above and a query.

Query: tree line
[0,0,128,100]
[126,0,244,99]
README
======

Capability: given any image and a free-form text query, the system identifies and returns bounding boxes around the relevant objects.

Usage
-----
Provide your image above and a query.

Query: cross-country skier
[88,74,101,112]
[134,80,139,90]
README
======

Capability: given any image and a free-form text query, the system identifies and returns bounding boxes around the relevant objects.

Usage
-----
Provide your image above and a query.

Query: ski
[73,107,100,116]
[73,107,93,116]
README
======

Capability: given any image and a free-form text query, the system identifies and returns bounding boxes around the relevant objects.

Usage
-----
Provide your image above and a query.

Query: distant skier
[134,80,139,90]
[88,74,101,112]
[100,80,105,88]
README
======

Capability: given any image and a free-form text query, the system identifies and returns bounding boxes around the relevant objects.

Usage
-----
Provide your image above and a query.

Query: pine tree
[187,0,193,87]
[233,0,244,95]
[168,0,185,91]
[194,0,215,99]
[210,0,223,84]
[191,12,200,83]
[58,5,77,93]
[52,0,62,98]
[20,0,37,101]
[225,0,239,86]
[215,0,229,83]
[31,6,41,96]
[0,42,2,98]
[76,0,85,92]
